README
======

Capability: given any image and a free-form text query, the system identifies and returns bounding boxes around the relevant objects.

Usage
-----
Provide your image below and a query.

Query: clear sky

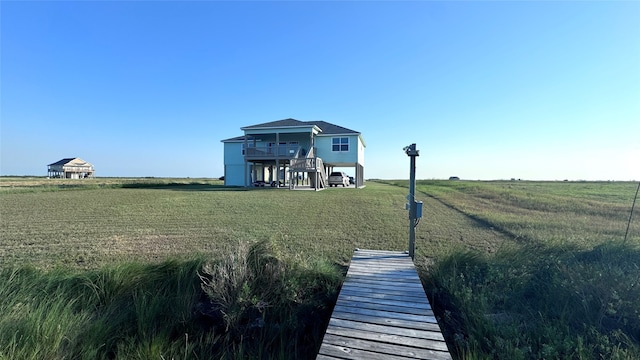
[1,1,638,180]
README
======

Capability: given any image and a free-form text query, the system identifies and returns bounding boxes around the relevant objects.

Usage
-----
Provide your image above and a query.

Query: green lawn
[1,180,412,269]
[1,178,512,269]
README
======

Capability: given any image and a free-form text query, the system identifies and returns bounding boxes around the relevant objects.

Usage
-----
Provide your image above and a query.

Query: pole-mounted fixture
[404,144,422,260]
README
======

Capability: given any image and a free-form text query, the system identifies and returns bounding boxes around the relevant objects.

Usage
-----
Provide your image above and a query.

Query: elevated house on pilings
[221,119,365,190]
[47,158,95,179]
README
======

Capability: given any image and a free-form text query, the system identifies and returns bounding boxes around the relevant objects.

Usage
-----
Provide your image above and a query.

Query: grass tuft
[198,239,343,357]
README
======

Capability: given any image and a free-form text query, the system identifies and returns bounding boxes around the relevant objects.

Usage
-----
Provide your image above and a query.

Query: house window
[332,137,349,152]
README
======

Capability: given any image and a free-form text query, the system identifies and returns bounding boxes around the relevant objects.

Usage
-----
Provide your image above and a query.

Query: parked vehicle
[328,172,350,187]
[349,176,355,185]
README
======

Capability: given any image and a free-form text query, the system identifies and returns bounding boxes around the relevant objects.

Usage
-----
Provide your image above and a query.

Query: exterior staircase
[289,147,327,190]
[316,158,327,189]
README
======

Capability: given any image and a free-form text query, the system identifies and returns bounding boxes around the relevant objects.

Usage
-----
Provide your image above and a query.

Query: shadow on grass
[424,191,535,244]
[378,179,533,244]
[120,183,246,191]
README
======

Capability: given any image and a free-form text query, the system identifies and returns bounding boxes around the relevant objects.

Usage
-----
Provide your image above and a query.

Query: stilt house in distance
[221,118,365,189]
[47,158,95,179]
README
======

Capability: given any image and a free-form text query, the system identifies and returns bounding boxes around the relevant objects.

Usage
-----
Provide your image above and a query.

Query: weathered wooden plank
[349,261,415,268]
[337,293,431,310]
[350,264,415,270]
[346,269,421,278]
[349,260,413,266]
[343,276,426,289]
[333,303,437,323]
[339,286,430,300]
[321,333,452,360]
[353,250,409,255]
[341,281,428,296]
[328,318,445,341]
[341,282,426,294]
[317,343,411,360]
[351,258,412,264]
[350,258,413,264]
[326,327,449,352]
[346,272,419,281]
[335,298,434,316]
[330,310,443,332]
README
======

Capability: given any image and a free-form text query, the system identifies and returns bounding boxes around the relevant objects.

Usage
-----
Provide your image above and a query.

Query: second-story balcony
[244,144,303,160]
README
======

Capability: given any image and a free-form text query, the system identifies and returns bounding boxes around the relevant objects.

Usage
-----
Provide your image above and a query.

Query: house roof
[241,118,309,129]
[48,158,78,166]
[310,121,359,136]
[47,158,92,167]
[240,118,360,135]
[220,135,247,142]
[222,118,364,144]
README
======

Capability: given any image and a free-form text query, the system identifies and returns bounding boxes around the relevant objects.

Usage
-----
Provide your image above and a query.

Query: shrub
[198,240,343,357]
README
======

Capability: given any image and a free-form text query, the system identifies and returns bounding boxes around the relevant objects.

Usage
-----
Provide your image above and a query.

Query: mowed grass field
[1,177,639,359]
[1,178,415,269]
[0,177,516,270]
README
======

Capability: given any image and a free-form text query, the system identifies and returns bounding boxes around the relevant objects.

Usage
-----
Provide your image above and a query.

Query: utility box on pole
[404,143,421,259]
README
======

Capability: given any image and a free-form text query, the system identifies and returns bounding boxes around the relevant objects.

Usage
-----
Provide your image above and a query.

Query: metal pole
[408,152,416,259]
[624,181,640,244]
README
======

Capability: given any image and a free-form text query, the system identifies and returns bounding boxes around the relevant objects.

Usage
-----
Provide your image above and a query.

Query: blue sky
[1,1,638,180]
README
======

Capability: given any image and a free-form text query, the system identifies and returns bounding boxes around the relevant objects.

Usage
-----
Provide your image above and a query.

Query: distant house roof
[47,158,93,167]
[48,158,79,166]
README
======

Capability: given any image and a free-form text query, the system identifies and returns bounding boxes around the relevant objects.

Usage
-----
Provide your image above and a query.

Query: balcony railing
[245,145,301,160]
[290,157,320,171]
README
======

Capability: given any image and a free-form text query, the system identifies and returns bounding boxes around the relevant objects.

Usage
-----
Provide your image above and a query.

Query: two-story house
[221,119,365,189]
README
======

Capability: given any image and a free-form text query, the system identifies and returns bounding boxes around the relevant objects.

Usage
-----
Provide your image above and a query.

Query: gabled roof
[241,118,309,129]
[48,158,78,166]
[222,118,364,144]
[310,121,359,136]
[47,158,92,167]
[240,118,360,135]
[220,135,247,142]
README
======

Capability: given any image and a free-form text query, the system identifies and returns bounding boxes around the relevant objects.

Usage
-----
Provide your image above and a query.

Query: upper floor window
[332,137,349,152]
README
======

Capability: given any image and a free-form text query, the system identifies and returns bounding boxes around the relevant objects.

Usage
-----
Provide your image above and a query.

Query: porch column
[275,132,280,187]
[244,136,249,187]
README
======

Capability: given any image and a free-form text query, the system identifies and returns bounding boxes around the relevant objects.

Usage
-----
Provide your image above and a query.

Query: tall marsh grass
[422,241,640,359]
[0,241,342,359]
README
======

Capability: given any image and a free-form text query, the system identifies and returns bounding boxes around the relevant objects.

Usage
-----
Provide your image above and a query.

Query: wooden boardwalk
[317,249,452,360]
